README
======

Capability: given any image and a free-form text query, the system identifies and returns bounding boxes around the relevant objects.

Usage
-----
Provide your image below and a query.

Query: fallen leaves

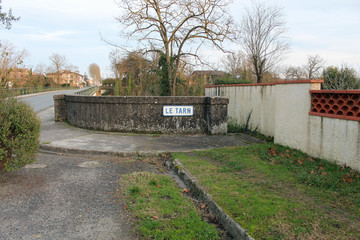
[182,188,190,193]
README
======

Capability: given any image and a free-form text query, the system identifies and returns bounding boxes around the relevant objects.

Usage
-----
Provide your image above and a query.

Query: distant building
[47,70,85,87]
[5,68,45,88]
[190,70,226,85]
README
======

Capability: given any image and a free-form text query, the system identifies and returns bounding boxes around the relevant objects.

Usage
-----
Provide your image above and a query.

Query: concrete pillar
[206,97,229,135]
[53,94,66,122]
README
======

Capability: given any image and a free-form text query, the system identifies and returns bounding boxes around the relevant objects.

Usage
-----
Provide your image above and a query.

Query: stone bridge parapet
[54,95,229,135]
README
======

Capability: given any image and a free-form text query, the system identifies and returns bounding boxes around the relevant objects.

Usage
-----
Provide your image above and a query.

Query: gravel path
[0,153,160,240]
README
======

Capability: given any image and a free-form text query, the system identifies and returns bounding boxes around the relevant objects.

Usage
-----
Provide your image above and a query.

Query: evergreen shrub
[0,97,41,172]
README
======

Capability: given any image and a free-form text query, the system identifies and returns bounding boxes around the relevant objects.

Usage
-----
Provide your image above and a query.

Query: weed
[227,112,274,142]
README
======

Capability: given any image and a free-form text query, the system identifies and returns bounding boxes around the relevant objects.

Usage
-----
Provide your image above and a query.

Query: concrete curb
[39,144,162,158]
[165,159,255,240]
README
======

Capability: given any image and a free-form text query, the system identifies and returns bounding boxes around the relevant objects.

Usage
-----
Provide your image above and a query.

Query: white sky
[1,0,360,78]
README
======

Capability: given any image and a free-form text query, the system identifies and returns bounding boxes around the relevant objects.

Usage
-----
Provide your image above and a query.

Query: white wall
[206,85,276,137]
[205,81,360,171]
[309,116,360,170]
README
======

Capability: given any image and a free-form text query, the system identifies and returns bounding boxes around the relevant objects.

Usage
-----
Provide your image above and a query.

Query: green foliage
[214,74,252,85]
[173,145,360,239]
[126,72,133,95]
[102,78,116,86]
[120,172,220,239]
[114,80,122,96]
[322,65,360,90]
[0,97,41,172]
[155,51,172,96]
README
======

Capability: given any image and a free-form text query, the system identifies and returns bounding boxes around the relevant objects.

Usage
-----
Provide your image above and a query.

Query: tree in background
[304,55,324,79]
[282,55,324,80]
[283,66,305,80]
[110,51,159,96]
[89,63,102,83]
[0,0,20,30]
[223,51,253,82]
[0,41,28,87]
[48,53,67,84]
[34,63,47,76]
[322,65,360,90]
[67,64,79,73]
[116,0,234,95]
[109,49,122,80]
[239,2,289,83]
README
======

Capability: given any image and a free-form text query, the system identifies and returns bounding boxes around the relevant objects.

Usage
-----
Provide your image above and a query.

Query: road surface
[20,90,78,112]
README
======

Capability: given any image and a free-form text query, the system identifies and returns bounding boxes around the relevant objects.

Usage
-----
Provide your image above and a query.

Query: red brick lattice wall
[309,90,360,121]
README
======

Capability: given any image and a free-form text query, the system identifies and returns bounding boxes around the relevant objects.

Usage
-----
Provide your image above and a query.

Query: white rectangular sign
[163,106,194,116]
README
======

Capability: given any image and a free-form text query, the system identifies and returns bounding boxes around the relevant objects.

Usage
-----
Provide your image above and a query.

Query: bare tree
[304,55,324,79]
[223,51,252,81]
[34,63,47,75]
[283,66,305,80]
[67,64,79,73]
[116,0,234,95]
[0,0,20,30]
[0,41,28,87]
[224,51,243,78]
[89,63,101,82]
[109,49,122,79]
[239,2,289,83]
[48,53,67,84]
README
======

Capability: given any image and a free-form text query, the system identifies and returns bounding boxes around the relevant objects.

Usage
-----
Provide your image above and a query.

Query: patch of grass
[173,143,360,240]
[119,172,220,240]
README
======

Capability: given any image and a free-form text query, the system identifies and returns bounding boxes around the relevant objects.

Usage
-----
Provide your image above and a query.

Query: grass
[173,143,360,240]
[119,172,221,240]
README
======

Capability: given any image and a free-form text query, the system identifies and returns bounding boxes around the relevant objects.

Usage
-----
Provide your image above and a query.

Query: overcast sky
[1,0,360,78]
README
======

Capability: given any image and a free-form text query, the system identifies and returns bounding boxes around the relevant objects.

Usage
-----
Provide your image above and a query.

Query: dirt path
[0,153,160,240]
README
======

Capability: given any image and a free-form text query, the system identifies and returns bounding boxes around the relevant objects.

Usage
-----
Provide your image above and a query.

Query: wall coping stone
[205,79,324,88]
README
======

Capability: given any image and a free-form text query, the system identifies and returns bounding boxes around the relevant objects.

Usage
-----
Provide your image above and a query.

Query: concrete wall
[205,80,360,171]
[308,116,360,170]
[206,84,276,136]
[54,95,229,135]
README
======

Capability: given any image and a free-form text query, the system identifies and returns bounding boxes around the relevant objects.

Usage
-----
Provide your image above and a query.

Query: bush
[322,65,360,90]
[0,97,41,173]
[214,74,252,85]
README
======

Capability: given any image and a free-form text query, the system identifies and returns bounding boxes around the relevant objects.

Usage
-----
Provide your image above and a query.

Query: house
[47,70,85,87]
[3,68,45,88]
[190,70,226,85]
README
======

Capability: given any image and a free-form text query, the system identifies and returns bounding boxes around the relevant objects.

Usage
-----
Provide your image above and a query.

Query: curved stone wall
[54,95,229,134]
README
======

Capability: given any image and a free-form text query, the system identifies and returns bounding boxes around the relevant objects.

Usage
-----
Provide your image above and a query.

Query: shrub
[322,65,360,90]
[0,97,41,173]
[214,74,252,85]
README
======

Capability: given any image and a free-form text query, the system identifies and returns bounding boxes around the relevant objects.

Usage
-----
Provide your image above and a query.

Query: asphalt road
[20,90,78,112]
[0,153,159,239]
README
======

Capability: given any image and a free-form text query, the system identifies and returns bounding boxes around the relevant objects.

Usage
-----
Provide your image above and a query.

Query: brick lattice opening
[310,90,360,121]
